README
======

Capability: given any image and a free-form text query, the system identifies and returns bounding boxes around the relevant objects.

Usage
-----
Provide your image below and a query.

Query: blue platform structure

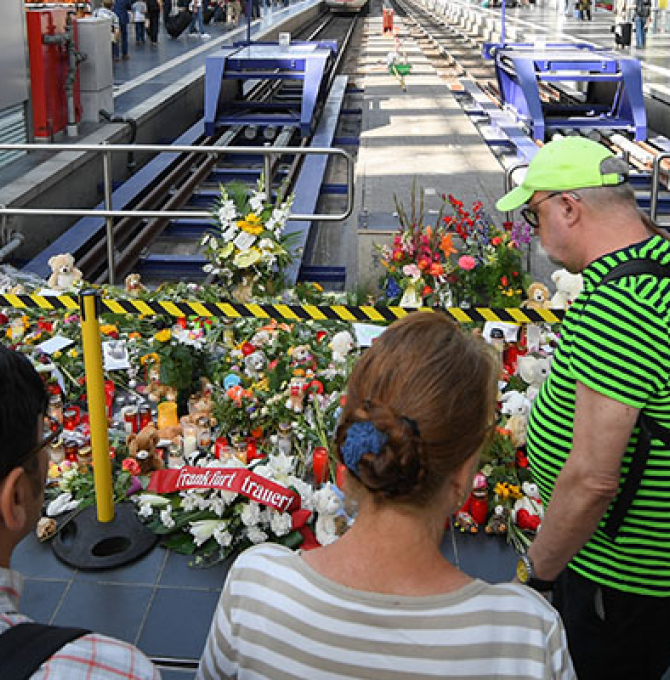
[482,42,647,142]
[204,40,338,137]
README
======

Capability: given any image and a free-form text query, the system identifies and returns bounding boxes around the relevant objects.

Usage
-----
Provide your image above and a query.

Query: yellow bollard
[79,291,115,523]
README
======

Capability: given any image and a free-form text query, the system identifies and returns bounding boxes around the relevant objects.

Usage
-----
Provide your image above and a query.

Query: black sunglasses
[0,415,62,479]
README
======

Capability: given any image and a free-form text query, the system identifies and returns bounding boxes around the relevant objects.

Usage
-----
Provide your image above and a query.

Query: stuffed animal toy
[500,390,532,448]
[47,253,83,290]
[455,471,488,532]
[36,516,58,542]
[330,330,355,363]
[125,273,146,297]
[517,354,552,402]
[520,282,551,310]
[289,345,314,370]
[512,481,544,532]
[145,364,178,403]
[549,269,583,310]
[313,482,346,546]
[485,505,509,535]
[126,423,164,475]
[286,374,307,413]
[244,350,267,381]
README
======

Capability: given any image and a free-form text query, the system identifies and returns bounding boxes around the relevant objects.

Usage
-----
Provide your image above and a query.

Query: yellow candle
[157,401,179,430]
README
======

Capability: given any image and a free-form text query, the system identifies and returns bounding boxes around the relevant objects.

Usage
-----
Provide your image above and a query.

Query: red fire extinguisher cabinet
[26,9,82,140]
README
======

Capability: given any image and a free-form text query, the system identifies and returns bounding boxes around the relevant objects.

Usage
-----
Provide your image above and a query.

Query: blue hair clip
[342,421,388,473]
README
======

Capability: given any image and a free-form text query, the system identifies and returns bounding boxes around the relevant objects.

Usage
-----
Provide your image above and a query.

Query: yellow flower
[52,351,62,359]
[100,324,119,336]
[154,330,171,343]
[68,349,78,358]
[494,482,510,499]
[129,332,141,340]
[312,282,324,292]
[237,213,264,236]
[140,352,160,366]
[48,463,61,479]
[508,485,523,500]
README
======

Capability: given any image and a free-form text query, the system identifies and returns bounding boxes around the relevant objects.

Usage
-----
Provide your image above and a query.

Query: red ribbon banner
[148,467,300,514]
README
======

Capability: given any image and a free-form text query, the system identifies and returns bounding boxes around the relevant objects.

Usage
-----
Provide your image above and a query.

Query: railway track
[46,10,363,288]
[388,0,670,221]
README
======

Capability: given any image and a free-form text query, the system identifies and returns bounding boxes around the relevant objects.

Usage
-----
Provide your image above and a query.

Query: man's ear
[0,468,30,532]
[562,193,583,228]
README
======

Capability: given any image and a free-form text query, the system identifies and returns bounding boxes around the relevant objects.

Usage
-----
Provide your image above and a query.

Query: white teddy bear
[47,253,83,291]
[512,481,544,532]
[500,390,532,448]
[329,331,355,363]
[549,269,584,310]
[312,482,344,546]
[517,354,553,402]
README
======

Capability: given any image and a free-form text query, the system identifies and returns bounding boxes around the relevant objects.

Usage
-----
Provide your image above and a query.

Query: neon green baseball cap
[496,137,627,212]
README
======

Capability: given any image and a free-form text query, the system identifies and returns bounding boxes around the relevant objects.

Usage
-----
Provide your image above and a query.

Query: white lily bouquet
[201,179,296,301]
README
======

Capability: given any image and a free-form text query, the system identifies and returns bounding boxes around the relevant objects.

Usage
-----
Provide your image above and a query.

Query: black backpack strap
[598,259,670,287]
[0,622,91,680]
[603,413,670,539]
[594,257,670,539]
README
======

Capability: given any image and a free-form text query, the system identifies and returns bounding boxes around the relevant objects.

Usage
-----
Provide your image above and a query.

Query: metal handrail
[0,143,354,221]
[650,152,670,227]
[0,142,354,284]
[503,161,528,223]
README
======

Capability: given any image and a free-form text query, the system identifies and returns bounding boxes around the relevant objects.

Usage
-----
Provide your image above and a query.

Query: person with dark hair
[197,312,574,680]
[497,136,670,679]
[113,0,133,59]
[0,346,160,679]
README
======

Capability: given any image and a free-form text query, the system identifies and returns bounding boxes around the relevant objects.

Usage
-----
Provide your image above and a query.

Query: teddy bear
[125,273,146,297]
[312,482,347,546]
[520,282,551,311]
[512,482,544,532]
[126,423,164,475]
[289,345,314,370]
[145,364,178,403]
[244,350,267,381]
[330,330,355,363]
[47,253,83,291]
[549,269,584,310]
[286,374,307,413]
[500,390,532,448]
[517,354,552,402]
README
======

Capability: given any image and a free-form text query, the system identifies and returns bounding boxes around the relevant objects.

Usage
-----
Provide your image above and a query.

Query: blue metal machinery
[482,42,647,142]
[204,40,338,137]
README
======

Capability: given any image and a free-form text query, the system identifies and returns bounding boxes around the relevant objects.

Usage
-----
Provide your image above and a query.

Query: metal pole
[79,290,115,523]
[649,153,669,226]
[263,143,272,196]
[102,145,116,285]
[501,0,505,44]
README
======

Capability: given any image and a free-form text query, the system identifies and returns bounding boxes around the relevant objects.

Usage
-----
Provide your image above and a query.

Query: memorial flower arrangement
[200,180,296,300]
[444,195,531,307]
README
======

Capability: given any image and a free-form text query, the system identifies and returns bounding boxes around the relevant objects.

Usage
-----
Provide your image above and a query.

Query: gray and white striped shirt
[197,544,574,679]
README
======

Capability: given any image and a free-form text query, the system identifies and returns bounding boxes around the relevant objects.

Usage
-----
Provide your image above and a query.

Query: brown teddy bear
[145,365,178,403]
[47,253,83,291]
[125,273,146,297]
[520,282,551,311]
[126,424,164,475]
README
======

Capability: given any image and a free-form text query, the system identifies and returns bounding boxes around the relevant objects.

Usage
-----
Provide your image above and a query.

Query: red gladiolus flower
[501,275,509,287]
[422,285,433,296]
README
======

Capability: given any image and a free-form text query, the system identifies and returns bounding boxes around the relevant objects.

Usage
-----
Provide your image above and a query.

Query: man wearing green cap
[497,136,670,679]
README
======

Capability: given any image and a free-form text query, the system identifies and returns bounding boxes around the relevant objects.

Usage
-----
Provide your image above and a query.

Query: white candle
[183,433,197,456]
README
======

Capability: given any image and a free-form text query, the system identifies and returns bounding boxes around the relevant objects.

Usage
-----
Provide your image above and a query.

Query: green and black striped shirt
[527,235,670,597]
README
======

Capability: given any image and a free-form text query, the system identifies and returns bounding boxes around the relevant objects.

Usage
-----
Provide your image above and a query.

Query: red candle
[312,447,329,484]
[123,406,139,434]
[63,439,79,463]
[139,405,152,430]
[63,407,80,430]
[335,462,346,490]
[215,437,230,460]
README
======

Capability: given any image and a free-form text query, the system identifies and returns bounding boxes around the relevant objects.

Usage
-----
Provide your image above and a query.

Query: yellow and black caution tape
[0,294,565,324]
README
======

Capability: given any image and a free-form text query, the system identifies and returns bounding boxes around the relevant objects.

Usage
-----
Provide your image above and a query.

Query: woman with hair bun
[198,313,575,680]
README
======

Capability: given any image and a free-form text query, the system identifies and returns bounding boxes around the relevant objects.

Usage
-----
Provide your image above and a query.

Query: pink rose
[458,255,477,271]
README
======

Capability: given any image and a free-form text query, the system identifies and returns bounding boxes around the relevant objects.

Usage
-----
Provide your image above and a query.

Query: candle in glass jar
[49,438,64,465]
[197,418,211,449]
[157,401,178,430]
[312,447,329,484]
[48,395,63,425]
[215,436,231,460]
[183,423,197,456]
[123,406,139,434]
[233,440,247,465]
[63,407,78,430]
[139,405,152,430]
[63,439,79,463]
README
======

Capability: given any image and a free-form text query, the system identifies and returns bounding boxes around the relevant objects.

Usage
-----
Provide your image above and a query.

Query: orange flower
[425,225,433,240]
[441,234,457,257]
[429,263,444,277]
